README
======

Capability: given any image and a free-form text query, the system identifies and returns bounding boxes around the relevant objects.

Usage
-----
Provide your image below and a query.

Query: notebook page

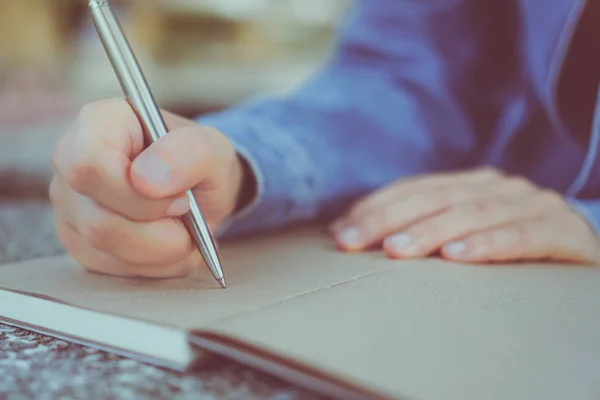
[211,260,600,400]
[0,226,398,329]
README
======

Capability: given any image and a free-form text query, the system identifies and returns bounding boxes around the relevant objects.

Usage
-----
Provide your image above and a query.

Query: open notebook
[1,225,600,400]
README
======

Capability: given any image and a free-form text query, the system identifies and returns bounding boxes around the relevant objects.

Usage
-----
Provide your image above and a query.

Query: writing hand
[50,99,247,278]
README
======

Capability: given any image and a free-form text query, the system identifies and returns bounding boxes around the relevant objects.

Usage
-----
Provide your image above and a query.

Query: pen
[88,0,226,288]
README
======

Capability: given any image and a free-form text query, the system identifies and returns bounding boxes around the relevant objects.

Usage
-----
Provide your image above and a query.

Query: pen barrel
[88,2,166,143]
[183,194,225,281]
[88,1,226,286]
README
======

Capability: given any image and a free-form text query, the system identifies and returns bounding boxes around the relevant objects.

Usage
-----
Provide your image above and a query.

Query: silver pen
[88,0,226,288]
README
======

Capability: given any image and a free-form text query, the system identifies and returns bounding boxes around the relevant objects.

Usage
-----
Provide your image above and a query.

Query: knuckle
[144,207,167,222]
[361,213,385,237]
[206,127,236,168]
[353,199,371,215]
[410,222,441,245]
[66,156,100,194]
[445,208,479,233]
[198,126,225,151]
[201,125,223,140]
[79,98,125,120]
[504,176,533,192]
[429,186,451,206]
[348,199,374,221]
[83,215,116,251]
[379,205,407,234]
[358,209,393,239]
[537,190,565,209]
[126,202,166,222]
[479,166,503,179]
[469,199,494,213]
[439,186,471,207]
[78,101,106,123]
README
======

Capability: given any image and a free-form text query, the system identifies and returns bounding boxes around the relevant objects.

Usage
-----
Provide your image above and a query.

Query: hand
[50,99,248,278]
[330,168,600,265]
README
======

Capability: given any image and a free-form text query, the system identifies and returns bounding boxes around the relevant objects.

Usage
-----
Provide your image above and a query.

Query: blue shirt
[198,0,600,240]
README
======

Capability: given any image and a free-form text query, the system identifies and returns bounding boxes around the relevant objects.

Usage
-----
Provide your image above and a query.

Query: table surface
[0,198,322,400]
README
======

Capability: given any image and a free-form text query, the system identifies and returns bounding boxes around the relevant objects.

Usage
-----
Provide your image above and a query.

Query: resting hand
[330,168,600,265]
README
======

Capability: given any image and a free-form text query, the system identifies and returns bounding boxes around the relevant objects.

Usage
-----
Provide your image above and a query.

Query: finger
[339,171,536,234]
[52,99,191,221]
[69,194,194,266]
[440,217,598,265]
[49,175,189,244]
[56,220,200,278]
[61,99,197,161]
[53,142,189,221]
[338,167,503,226]
[67,99,145,162]
[49,177,79,232]
[383,190,562,258]
[334,176,535,251]
[130,125,235,199]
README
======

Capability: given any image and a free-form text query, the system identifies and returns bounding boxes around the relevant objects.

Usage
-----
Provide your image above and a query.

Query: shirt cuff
[566,198,600,239]
[197,111,322,238]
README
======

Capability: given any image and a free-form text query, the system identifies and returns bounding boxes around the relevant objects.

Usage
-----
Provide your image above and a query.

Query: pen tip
[217,277,227,289]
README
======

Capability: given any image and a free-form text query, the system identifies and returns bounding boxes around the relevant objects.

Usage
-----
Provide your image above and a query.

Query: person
[49,0,600,278]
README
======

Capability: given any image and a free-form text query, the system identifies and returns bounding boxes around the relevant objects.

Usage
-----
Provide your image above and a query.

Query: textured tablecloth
[0,199,321,400]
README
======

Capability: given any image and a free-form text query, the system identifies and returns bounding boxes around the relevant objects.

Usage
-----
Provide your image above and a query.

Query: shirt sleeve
[197,0,510,238]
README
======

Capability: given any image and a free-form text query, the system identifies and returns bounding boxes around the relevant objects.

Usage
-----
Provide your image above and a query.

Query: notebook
[1,225,599,400]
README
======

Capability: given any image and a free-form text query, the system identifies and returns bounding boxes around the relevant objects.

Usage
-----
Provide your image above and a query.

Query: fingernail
[166,196,190,216]
[385,233,412,252]
[338,226,361,247]
[134,152,172,188]
[444,241,468,256]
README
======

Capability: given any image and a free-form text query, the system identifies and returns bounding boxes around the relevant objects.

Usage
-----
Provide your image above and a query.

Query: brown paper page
[0,226,397,329]
[2,225,600,400]
[0,225,401,397]
[210,259,600,400]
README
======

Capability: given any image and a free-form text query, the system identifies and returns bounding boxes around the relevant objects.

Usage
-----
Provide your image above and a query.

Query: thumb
[130,125,237,199]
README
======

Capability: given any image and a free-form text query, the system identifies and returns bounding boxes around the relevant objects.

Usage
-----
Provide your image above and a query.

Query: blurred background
[0,0,350,123]
[0,0,351,194]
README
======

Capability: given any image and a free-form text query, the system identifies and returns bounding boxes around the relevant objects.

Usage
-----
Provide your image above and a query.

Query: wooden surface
[0,198,322,399]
